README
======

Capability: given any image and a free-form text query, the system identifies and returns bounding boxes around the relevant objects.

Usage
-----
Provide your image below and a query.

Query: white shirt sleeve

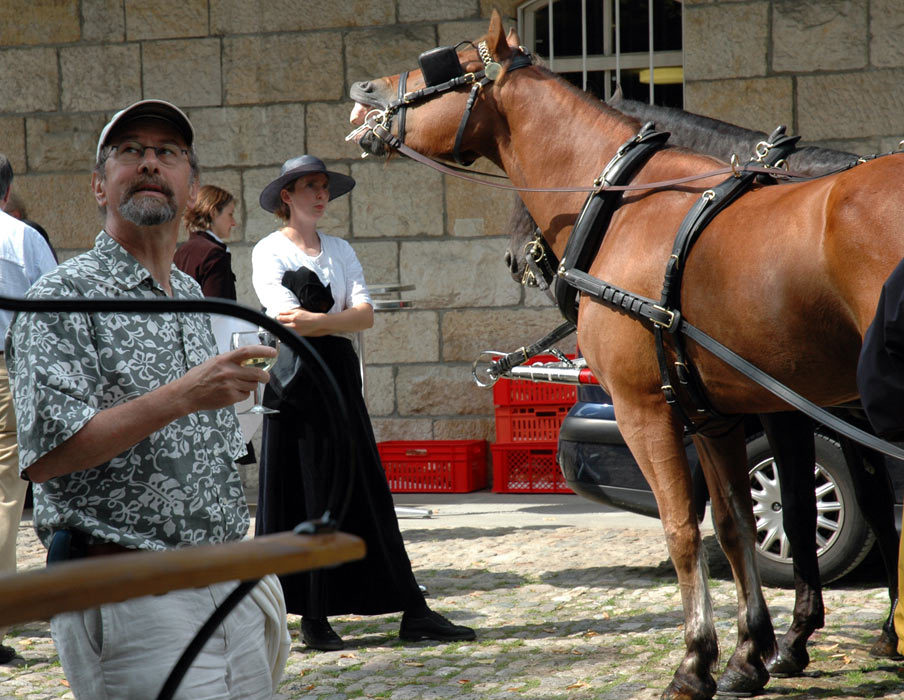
[338,239,371,309]
[24,226,57,283]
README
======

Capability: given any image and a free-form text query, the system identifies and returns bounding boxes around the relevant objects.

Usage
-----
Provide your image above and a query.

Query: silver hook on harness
[471,350,507,387]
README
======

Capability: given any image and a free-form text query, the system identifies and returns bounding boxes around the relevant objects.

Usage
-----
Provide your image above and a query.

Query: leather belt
[83,541,132,557]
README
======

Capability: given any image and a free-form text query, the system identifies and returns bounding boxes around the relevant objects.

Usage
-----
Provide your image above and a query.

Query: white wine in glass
[241,355,278,372]
[231,330,280,414]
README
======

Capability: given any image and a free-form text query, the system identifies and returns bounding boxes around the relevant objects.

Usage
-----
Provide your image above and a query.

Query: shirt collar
[94,231,188,296]
[204,229,226,245]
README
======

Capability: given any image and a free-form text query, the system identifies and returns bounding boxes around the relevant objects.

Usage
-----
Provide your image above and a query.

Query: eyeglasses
[109,140,189,167]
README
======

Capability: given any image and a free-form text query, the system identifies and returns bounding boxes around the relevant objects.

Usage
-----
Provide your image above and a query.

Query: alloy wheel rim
[749,457,843,565]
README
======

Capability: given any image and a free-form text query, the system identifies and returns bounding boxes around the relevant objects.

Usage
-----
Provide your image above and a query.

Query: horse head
[349,11,528,166]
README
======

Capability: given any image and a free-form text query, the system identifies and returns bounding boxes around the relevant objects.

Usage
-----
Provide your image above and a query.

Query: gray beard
[119,193,176,226]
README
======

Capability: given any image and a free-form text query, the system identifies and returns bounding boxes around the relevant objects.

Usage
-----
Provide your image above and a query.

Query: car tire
[735,433,875,588]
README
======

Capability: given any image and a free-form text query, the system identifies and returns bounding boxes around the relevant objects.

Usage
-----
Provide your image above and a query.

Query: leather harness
[653,128,799,431]
[554,122,671,324]
[557,126,904,457]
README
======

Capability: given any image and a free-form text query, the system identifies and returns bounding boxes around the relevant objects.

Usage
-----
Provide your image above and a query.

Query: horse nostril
[503,251,515,272]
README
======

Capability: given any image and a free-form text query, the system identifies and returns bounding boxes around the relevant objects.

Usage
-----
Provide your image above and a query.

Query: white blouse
[251,230,372,321]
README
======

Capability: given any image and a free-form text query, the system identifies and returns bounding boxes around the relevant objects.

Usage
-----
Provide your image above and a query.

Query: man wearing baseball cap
[6,100,289,699]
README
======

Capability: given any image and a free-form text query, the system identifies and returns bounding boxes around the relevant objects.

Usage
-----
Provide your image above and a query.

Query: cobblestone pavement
[2,494,904,699]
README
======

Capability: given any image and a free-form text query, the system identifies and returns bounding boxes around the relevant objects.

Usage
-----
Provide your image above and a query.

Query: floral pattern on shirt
[7,232,248,550]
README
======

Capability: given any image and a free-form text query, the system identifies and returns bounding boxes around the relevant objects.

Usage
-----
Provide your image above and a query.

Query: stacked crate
[377,439,488,493]
[491,355,577,493]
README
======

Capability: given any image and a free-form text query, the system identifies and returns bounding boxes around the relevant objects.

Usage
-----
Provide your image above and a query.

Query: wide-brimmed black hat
[259,155,356,212]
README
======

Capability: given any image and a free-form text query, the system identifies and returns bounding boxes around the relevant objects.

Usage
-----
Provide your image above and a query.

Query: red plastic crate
[492,354,578,407]
[377,440,488,493]
[494,404,571,442]
[491,441,572,493]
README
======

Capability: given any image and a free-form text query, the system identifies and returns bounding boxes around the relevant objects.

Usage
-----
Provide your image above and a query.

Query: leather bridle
[350,41,534,166]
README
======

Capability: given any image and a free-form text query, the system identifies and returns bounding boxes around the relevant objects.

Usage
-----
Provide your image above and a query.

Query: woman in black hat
[251,155,475,651]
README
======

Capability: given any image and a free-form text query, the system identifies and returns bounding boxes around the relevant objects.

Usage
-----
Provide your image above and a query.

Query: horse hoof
[715,667,768,698]
[661,678,717,700]
[868,630,903,659]
[766,646,809,678]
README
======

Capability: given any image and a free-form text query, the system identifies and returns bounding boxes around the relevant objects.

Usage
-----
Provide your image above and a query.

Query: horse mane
[608,91,860,174]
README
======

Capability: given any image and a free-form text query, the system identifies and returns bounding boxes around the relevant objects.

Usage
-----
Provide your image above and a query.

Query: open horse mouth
[348,81,395,157]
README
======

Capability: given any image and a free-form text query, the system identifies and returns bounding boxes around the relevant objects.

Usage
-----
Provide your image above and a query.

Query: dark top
[173,230,237,300]
[857,257,904,440]
[255,337,425,617]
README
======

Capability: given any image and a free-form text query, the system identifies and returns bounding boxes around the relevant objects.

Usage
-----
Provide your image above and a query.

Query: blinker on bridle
[349,41,533,166]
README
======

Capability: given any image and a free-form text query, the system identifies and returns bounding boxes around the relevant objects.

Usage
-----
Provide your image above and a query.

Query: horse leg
[836,436,901,659]
[694,422,775,697]
[616,403,719,700]
[757,411,823,677]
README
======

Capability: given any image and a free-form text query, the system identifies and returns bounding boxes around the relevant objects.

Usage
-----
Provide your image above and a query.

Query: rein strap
[359,123,801,193]
[557,267,904,461]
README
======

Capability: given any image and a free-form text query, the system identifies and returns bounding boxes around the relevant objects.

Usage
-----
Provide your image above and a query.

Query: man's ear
[91,170,107,208]
[187,177,200,210]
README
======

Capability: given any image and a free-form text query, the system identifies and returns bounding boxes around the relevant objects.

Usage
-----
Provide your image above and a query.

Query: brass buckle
[651,305,677,331]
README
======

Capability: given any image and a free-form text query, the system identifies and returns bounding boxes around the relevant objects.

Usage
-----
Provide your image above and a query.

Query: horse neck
[493,73,640,259]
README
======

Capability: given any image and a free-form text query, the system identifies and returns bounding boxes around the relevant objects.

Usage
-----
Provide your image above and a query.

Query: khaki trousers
[0,355,26,640]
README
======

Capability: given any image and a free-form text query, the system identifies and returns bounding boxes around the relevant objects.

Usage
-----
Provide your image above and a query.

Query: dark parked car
[551,377,904,588]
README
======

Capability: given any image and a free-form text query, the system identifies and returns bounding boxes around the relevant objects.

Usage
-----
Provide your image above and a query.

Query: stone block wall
[683,0,904,154]
[0,0,561,465]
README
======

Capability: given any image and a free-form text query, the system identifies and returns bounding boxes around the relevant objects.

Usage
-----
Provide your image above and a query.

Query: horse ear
[506,26,522,49]
[486,9,513,60]
[608,84,624,106]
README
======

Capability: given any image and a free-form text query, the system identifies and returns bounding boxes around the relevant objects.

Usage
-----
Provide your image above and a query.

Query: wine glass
[231,329,280,415]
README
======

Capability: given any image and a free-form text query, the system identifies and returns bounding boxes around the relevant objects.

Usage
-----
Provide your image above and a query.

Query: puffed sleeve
[340,239,372,309]
[251,235,302,316]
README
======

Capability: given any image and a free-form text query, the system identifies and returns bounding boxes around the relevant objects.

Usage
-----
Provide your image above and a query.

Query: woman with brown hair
[175,184,238,300]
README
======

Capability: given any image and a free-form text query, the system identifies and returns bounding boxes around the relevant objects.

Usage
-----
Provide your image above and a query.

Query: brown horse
[349,12,904,700]
[503,95,901,677]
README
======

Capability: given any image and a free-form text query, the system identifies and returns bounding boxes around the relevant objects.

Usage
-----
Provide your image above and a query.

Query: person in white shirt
[252,155,476,651]
[0,153,57,664]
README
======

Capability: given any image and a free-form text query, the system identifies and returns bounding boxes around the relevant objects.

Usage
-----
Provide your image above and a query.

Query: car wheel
[742,433,874,588]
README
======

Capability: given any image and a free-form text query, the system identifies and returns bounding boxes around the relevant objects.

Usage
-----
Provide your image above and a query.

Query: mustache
[125,176,174,200]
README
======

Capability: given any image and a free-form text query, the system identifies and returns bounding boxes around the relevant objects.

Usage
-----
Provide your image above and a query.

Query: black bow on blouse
[281,267,333,313]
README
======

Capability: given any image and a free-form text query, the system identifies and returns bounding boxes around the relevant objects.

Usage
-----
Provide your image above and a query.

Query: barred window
[517,0,684,108]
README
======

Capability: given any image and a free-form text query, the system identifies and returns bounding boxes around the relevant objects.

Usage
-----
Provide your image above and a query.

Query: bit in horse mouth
[346,102,390,156]
[357,131,387,157]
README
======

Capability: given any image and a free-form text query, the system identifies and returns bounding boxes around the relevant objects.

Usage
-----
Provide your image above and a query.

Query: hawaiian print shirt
[7,231,249,550]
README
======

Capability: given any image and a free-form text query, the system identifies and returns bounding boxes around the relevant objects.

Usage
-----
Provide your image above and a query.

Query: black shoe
[0,644,17,664]
[301,618,344,651]
[399,609,476,642]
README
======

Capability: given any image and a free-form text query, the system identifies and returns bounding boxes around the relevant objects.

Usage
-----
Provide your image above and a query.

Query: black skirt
[255,336,425,617]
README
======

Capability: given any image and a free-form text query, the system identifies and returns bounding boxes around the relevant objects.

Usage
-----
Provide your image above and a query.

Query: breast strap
[555,123,671,324]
